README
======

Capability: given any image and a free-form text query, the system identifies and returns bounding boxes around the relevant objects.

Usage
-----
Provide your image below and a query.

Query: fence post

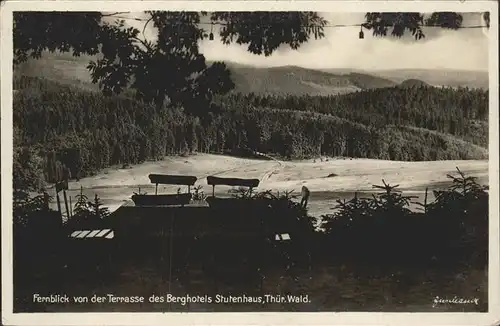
[424,187,428,214]
[56,192,62,220]
[43,191,50,211]
[63,189,70,221]
[95,194,100,219]
[69,196,73,218]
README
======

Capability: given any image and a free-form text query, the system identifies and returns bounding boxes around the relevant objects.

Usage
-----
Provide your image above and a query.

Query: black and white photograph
[1,1,499,325]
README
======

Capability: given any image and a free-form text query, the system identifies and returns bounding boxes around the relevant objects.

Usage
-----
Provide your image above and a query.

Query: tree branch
[132,36,154,52]
[101,12,131,17]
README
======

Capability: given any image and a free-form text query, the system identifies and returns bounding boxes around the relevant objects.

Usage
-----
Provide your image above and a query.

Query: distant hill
[399,79,430,88]
[224,63,397,96]
[14,52,489,96]
[13,53,397,96]
[343,72,397,89]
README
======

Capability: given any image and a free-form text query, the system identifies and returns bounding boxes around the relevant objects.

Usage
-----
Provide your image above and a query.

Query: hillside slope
[225,63,397,95]
[14,76,488,176]
[14,53,98,91]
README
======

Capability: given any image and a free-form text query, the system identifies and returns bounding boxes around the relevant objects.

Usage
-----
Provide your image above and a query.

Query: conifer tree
[73,185,90,219]
[88,194,110,219]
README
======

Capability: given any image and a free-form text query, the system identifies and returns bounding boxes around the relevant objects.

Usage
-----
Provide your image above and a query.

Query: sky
[114,12,489,71]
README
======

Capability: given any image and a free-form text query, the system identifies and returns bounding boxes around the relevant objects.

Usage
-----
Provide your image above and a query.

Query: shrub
[191,185,207,201]
[320,168,488,268]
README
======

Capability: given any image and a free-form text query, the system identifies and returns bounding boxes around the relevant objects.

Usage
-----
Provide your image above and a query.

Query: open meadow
[58,153,489,218]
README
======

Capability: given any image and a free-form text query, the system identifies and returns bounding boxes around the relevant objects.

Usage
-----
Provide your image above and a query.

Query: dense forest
[13,75,488,186]
[215,86,489,147]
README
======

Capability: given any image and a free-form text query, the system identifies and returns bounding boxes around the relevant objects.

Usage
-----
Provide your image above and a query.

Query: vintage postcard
[1,0,499,325]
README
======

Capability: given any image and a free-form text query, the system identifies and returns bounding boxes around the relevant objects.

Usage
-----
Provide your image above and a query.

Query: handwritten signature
[432,296,479,308]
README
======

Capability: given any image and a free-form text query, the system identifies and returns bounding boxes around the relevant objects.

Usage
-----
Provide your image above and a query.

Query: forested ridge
[215,86,488,147]
[13,75,488,185]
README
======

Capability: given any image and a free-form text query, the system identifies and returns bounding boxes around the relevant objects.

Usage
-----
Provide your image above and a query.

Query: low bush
[320,168,488,269]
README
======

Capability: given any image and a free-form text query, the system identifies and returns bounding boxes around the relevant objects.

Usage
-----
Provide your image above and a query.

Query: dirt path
[254,151,285,186]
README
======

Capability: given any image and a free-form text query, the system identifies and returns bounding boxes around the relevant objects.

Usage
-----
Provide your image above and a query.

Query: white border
[1,1,499,325]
